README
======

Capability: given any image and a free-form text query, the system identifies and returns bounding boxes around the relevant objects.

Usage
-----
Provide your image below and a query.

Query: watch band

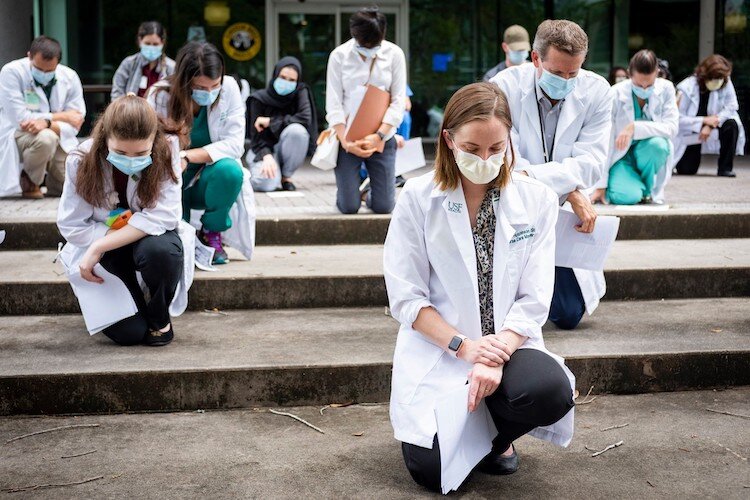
[376,131,386,141]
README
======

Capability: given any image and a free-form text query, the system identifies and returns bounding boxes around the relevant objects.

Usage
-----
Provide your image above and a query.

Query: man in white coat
[491,19,613,330]
[0,36,85,199]
[591,50,678,205]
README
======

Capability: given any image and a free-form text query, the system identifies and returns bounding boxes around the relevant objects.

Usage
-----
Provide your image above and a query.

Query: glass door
[277,12,337,130]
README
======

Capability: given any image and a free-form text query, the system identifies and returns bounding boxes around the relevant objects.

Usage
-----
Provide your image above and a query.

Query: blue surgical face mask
[273,77,297,96]
[355,45,380,59]
[192,87,221,106]
[632,84,654,100]
[538,68,577,100]
[508,50,528,65]
[31,66,55,85]
[140,44,163,62]
[107,150,153,177]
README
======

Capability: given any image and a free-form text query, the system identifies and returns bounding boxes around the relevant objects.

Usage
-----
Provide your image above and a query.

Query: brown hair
[74,95,177,209]
[434,82,515,191]
[532,20,588,58]
[695,54,732,89]
[156,41,225,145]
[629,49,658,75]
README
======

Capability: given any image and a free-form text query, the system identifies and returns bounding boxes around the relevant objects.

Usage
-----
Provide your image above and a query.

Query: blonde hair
[434,82,515,191]
[533,19,588,58]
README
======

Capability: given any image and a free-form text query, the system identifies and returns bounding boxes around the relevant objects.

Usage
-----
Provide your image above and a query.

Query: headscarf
[251,56,302,110]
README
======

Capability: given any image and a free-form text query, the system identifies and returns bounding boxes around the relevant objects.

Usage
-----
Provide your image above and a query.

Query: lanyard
[533,83,555,163]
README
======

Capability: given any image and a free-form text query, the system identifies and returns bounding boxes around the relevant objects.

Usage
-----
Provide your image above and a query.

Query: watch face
[448,336,462,351]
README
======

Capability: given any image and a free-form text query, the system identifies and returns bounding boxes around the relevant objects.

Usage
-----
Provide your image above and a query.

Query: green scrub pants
[182,158,244,232]
[606,137,670,205]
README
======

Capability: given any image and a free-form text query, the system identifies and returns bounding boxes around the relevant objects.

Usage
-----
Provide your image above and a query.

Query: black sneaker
[144,324,174,346]
[718,171,736,177]
[281,180,296,191]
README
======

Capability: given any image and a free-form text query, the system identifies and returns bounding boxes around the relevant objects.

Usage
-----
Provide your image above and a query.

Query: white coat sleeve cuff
[91,222,110,244]
[500,320,541,341]
[325,111,346,128]
[128,213,167,236]
[400,299,434,328]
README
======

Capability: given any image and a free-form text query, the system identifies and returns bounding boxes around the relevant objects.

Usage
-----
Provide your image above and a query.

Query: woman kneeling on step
[57,95,184,346]
[383,82,576,494]
[148,41,248,265]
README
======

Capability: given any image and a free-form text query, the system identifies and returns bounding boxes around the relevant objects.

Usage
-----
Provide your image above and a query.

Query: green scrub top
[188,106,210,168]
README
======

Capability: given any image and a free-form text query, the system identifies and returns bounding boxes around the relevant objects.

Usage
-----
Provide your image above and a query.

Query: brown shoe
[20,172,43,199]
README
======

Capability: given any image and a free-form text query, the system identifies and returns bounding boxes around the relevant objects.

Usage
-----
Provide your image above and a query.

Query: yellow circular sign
[222,22,261,61]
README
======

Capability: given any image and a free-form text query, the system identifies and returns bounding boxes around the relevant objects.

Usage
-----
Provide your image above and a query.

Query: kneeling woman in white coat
[57,96,183,346]
[673,54,745,177]
[384,83,575,493]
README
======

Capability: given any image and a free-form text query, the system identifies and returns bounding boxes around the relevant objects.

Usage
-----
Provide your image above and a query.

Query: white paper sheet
[194,236,218,272]
[434,384,498,494]
[265,191,306,198]
[395,137,427,176]
[68,264,139,334]
[555,208,620,271]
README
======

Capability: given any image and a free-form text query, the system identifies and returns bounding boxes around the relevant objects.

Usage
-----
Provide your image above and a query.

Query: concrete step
[1,388,749,498]
[2,209,750,249]
[1,299,748,415]
[0,239,748,316]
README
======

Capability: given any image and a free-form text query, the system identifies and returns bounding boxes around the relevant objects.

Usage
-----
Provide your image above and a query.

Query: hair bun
[126,92,137,97]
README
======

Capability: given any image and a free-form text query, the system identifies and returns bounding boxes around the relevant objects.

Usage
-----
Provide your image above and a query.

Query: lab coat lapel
[554,91,584,152]
[442,185,478,303]
[493,181,530,277]
[521,86,544,157]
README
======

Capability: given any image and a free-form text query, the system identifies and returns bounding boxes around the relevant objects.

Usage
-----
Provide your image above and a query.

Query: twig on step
[5,424,100,445]
[646,480,655,488]
[1,475,104,493]
[269,409,325,434]
[588,440,624,457]
[61,449,97,459]
[600,423,629,432]
[705,408,750,420]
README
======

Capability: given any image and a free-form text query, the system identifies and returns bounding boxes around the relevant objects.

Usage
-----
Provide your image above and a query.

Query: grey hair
[532,20,589,59]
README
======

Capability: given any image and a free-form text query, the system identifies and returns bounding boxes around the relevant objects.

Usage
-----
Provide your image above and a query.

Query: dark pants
[675,119,739,175]
[334,138,396,214]
[401,349,575,493]
[99,231,184,346]
[548,266,586,330]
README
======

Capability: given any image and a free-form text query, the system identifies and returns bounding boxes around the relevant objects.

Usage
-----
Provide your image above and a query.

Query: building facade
[2,0,747,141]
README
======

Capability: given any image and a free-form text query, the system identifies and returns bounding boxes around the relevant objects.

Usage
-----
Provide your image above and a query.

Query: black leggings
[99,230,183,346]
[401,349,575,492]
[675,119,739,175]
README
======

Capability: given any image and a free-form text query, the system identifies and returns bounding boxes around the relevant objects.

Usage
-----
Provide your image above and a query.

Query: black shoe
[281,181,296,191]
[478,444,519,475]
[638,196,653,205]
[144,324,174,346]
[395,175,406,188]
[717,171,736,177]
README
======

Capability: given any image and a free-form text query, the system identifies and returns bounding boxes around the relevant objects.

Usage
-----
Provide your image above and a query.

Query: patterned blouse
[473,188,500,337]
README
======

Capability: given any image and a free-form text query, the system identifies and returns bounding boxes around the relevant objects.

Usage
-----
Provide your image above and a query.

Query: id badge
[24,89,41,111]
[139,75,148,89]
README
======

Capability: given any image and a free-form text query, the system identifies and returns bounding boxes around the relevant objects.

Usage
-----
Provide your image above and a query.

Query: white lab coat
[384,171,575,450]
[0,57,86,197]
[147,77,256,260]
[56,136,195,317]
[597,78,679,203]
[490,63,612,314]
[673,75,746,163]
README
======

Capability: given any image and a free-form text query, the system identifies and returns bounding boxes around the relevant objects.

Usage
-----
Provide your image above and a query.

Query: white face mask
[453,146,505,185]
[706,79,724,92]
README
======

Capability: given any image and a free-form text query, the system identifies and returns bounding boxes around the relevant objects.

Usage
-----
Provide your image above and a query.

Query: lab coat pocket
[505,244,528,289]
[392,328,445,405]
